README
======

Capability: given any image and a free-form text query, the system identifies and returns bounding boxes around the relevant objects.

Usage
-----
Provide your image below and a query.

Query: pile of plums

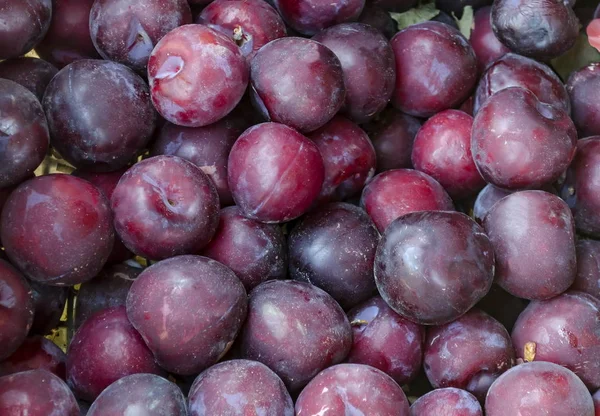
[1,0,600,414]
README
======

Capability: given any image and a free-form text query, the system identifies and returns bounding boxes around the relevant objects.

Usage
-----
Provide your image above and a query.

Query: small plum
[274,0,365,36]
[0,0,52,60]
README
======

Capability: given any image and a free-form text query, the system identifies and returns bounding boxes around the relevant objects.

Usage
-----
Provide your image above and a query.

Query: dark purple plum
[375,211,494,325]
[485,362,594,415]
[197,0,286,60]
[475,284,528,332]
[228,123,325,223]
[35,0,101,68]
[312,23,395,124]
[472,87,576,189]
[188,360,294,416]
[483,191,576,300]
[250,37,345,133]
[88,374,187,416]
[127,255,247,375]
[0,370,79,416]
[201,206,286,291]
[0,57,57,101]
[111,156,219,260]
[469,7,509,73]
[411,388,483,416]
[67,307,162,401]
[424,309,514,401]
[472,184,514,223]
[0,79,49,188]
[28,280,68,336]
[572,240,600,299]
[274,0,365,36]
[431,11,459,29]
[474,53,570,114]
[288,203,378,309]
[1,175,114,285]
[75,264,141,329]
[568,64,600,137]
[512,291,600,390]
[295,364,410,416]
[371,0,416,12]
[412,110,485,199]
[491,0,579,61]
[363,108,421,172]
[347,296,424,384]
[0,0,52,60]
[357,4,396,39]
[308,117,376,204]
[0,336,65,379]
[240,280,352,392]
[390,22,477,118]
[43,59,157,171]
[360,169,454,232]
[436,0,492,17]
[148,24,248,127]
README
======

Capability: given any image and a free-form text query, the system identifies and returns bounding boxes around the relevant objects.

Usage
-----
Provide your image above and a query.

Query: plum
[572,240,600,299]
[360,169,454,232]
[67,307,163,401]
[347,296,424,385]
[188,360,294,416]
[0,0,52,60]
[28,280,67,336]
[567,64,600,137]
[483,191,576,300]
[357,4,397,39]
[0,336,65,379]
[485,362,594,415]
[126,255,247,375]
[1,174,114,285]
[88,374,187,416]
[274,0,365,36]
[0,57,57,101]
[472,87,576,189]
[411,388,483,416]
[240,280,352,392]
[0,369,79,416]
[295,364,410,416]
[469,6,509,72]
[472,184,514,223]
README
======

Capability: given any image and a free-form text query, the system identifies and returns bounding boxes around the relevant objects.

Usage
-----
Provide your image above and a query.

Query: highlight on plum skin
[274,0,365,36]
[0,57,57,101]
[147,24,249,128]
[227,122,325,223]
[0,0,52,60]
[0,336,66,379]
[410,387,483,416]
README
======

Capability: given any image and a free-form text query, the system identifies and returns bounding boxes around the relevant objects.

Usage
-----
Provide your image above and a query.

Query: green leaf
[456,6,474,39]
[551,33,600,81]
[390,2,440,31]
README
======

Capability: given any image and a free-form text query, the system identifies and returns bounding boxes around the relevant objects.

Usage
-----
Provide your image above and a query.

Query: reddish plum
[485,362,594,416]
[424,309,514,401]
[360,169,454,232]
[228,123,324,223]
[0,370,79,416]
[472,87,577,189]
[572,240,600,299]
[483,191,576,300]
[476,284,528,332]
[28,280,67,336]
[412,110,485,199]
[312,23,395,124]
[201,206,286,291]
[0,0,52,60]
[363,108,422,172]
[0,79,49,188]
[357,4,397,39]
[469,6,509,72]
[250,37,345,132]
[88,374,187,416]
[0,57,57,101]
[411,388,483,416]
[0,336,65,379]
[390,22,477,118]
[375,211,494,325]
[1,175,114,285]
[472,184,514,223]
[197,0,286,60]
[127,255,247,375]
[567,64,600,137]
[240,280,352,392]
[188,360,294,416]
[274,0,365,36]
[35,0,100,68]
[148,24,248,127]
[347,296,424,384]
[295,364,410,416]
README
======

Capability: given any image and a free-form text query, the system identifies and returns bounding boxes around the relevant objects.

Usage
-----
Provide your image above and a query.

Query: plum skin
[572,240,600,299]
[0,0,52,60]
[0,336,66,379]
[410,388,483,416]
[567,64,600,137]
[469,6,509,73]
[274,0,365,36]
[0,57,58,101]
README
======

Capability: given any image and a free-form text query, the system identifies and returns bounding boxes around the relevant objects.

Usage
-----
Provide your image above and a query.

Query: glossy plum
[472,184,514,223]
[483,191,576,299]
[250,37,345,132]
[412,110,485,199]
[28,280,68,336]
[0,57,57,101]
[375,211,494,325]
[390,22,477,118]
[240,280,352,392]
[469,6,509,72]
[148,24,248,127]
[312,23,395,124]
[228,123,324,223]
[295,364,410,416]
[1,175,114,285]
[567,64,600,137]
[274,0,365,36]
[188,360,294,416]
[88,374,187,416]
[572,240,600,299]
[0,336,66,379]
[126,255,247,375]
[411,388,483,416]
[0,0,52,60]
[347,296,424,384]
[360,169,454,232]
[472,87,577,189]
